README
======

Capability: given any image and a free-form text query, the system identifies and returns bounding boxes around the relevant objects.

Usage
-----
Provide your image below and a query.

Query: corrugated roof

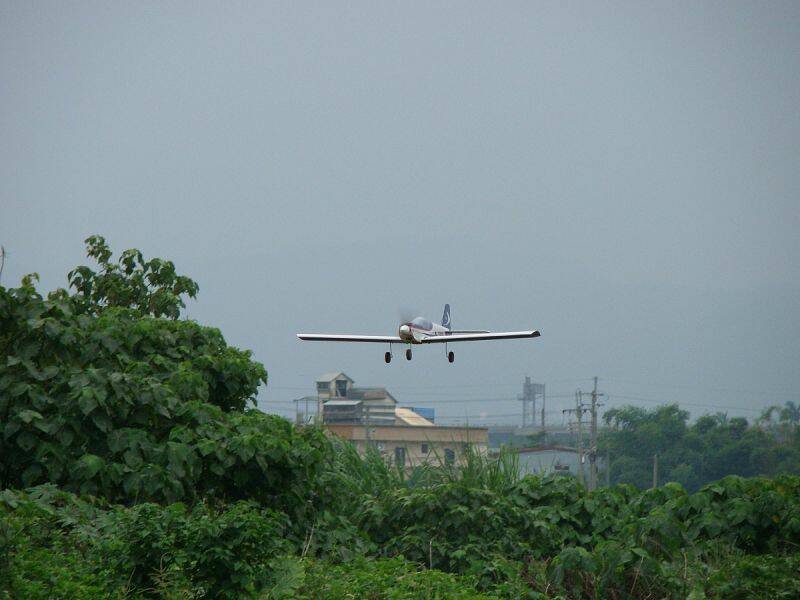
[395,407,434,426]
[317,372,353,383]
[348,387,397,402]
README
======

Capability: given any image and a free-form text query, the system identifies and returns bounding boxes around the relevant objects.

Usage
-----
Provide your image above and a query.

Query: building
[294,372,488,469]
[401,406,435,423]
[327,422,488,470]
[488,425,575,449]
[395,407,435,426]
[294,371,397,426]
[514,446,580,477]
[512,445,604,479]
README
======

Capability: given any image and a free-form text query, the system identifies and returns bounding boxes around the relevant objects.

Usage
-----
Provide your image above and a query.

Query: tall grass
[325,438,405,501]
[407,445,522,492]
[328,439,522,499]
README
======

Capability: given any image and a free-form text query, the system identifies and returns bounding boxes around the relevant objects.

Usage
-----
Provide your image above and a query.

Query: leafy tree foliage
[3,237,800,598]
[3,472,800,598]
[65,234,199,319]
[601,404,800,491]
[0,486,295,599]
[0,237,328,512]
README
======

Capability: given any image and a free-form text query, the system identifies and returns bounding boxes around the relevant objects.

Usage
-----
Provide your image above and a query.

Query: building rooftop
[326,423,488,443]
[324,399,362,407]
[347,387,397,403]
[395,407,434,426]
[316,371,353,383]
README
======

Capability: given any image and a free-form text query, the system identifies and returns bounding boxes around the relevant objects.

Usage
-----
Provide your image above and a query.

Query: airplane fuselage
[398,317,449,343]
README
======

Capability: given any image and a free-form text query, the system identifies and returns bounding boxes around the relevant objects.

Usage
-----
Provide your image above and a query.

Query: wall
[326,424,488,469]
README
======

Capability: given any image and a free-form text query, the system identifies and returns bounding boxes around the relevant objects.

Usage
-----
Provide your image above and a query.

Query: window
[412,317,433,329]
[394,446,406,467]
[421,443,429,454]
[444,448,455,466]
[335,379,348,397]
[316,382,328,393]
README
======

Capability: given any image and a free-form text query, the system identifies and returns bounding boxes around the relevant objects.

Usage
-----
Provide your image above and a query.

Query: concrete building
[294,371,397,426]
[488,425,575,449]
[327,422,488,470]
[512,445,604,479]
[295,372,488,469]
[514,446,580,477]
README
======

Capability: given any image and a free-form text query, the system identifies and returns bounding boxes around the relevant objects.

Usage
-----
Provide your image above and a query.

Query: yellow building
[326,422,488,469]
[294,372,488,469]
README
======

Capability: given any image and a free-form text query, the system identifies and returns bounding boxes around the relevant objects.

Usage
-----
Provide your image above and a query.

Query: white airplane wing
[297,333,402,343]
[419,330,540,343]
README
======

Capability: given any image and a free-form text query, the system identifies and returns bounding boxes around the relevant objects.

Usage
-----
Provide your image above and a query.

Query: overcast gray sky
[2,2,798,425]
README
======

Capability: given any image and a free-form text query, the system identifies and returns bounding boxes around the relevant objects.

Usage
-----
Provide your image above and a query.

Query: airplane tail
[441,304,451,330]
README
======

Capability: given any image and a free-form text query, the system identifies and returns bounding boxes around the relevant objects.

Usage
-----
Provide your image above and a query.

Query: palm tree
[758,405,780,427]
[779,401,800,429]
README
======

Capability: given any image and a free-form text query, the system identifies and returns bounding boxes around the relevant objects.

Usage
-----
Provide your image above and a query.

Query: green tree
[0,237,328,515]
[64,234,199,319]
[780,401,800,429]
[601,404,800,491]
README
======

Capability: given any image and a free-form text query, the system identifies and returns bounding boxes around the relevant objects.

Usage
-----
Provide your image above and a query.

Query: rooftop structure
[295,372,397,425]
[328,423,488,470]
[395,407,434,426]
[293,372,486,470]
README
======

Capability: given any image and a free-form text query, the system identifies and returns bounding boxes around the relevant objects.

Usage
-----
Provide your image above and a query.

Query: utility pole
[564,391,587,487]
[588,376,605,492]
[541,386,546,433]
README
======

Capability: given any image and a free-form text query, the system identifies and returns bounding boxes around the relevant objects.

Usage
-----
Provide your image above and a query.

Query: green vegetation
[0,236,327,517]
[602,404,800,491]
[2,238,799,599]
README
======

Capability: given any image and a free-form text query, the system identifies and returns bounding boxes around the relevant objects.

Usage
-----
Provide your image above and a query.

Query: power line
[264,393,773,414]
[267,379,594,392]
[266,389,576,400]
[390,378,594,389]
[608,394,765,414]
[603,378,795,398]
[264,394,578,406]
[265,379,786,418]
[435,413,553,421]
[270,378,796,400]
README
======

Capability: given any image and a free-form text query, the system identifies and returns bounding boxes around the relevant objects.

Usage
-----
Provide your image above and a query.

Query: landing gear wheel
[406,348,412,361]
[385,352,392,364]
[448,351,455,363]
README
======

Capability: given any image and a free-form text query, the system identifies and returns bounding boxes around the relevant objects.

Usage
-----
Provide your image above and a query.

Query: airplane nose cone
[399,324,411,338]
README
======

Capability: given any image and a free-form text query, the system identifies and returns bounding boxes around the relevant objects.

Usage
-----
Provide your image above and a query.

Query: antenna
[0,245,5,284]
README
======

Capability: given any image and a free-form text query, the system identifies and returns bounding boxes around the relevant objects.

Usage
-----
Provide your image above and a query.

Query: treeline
[601,403,800,491]
[2,238,799,599]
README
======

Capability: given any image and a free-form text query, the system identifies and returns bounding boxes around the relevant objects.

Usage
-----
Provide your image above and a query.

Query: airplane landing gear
[448,351,455,363]
[385,351,392,363]
[406,348,412,361]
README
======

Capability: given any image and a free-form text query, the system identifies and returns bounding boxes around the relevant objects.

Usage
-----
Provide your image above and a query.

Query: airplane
[297,304,540,363]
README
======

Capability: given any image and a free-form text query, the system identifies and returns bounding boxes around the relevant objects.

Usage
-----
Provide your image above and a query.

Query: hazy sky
[2,2,798,425]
